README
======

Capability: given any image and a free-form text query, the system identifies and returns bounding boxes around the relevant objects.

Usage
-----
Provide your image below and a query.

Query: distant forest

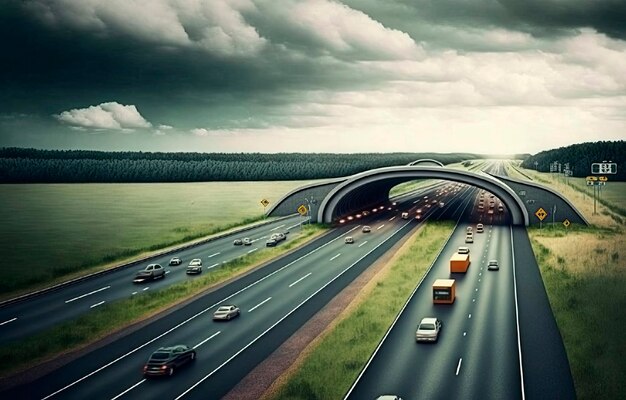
[0,148,499,183]
[521,140,625,181]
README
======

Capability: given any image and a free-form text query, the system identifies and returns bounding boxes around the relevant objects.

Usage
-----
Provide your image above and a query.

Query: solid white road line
[207,263,219,269]
[208,252,220,258]
[247,248,258,254]
[90,301,105,309]
[43,225,360,400]
[270,224,285,231]
[110,379,146,400]
[468,314,472,319]
[248,297,272,313]
[0,317,17,326]
[193,331,221,349]
[388,216,396,221]
[358,241,368,248]
[289,273,312,288]
[511,226,526,400]
[143,287,149,291]
[377,224,384,230]
[131,292,137,296]
[456,358,463,376]
[65,286,111,303]
[330,253,341,261]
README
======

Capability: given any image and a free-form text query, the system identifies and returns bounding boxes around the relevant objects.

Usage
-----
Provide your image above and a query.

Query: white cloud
[27,0,267,57]
[191,128,210,136]
[55,102,152,130]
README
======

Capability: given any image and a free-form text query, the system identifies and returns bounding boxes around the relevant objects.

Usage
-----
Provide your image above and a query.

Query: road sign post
[535,207,547,229]
[260,198,270,216]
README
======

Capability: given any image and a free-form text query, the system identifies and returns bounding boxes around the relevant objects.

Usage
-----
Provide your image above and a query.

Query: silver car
[415,317,442,342]
[186,258,202,275]
[213,305,240,321]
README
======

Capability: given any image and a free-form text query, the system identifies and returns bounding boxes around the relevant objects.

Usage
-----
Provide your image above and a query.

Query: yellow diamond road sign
[535,207,547,221]
[563,219,570,227]
[260,198,270,207]
[297,205,308,215]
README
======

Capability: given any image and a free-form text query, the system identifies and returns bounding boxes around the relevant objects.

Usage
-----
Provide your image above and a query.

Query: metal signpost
[260,198,270,216]
[590,161,617,216]
[535,207,547,229]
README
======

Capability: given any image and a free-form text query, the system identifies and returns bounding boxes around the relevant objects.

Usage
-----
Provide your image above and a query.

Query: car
[457,246,470,254]
[362,226,371,233]
[234,238,243,245]
[401,212,409,219]
[438,202,445,208]
[347,215,354,221]
[487,259,499,270]
[169,257,182,266]
[213,305,240,321]
[186,258,202,274]
[271,232,286,242]
[466,226,473,233]
[345,236,354,244]
[143,345,196,377]
[266,238,278,247]
[415,317,442,342]
[376,396,404,400]
[465,234,474,243]
[476,223,484,233]
[362,210,370,216]
[487,209,494,215]
[426,203,431,208]
[133,264,165,283]
[242,237,252,246]
[498,205,504,212]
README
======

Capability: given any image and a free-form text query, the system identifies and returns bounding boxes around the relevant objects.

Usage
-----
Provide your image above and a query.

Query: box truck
[450,253,470,273]
[433,279,455,304]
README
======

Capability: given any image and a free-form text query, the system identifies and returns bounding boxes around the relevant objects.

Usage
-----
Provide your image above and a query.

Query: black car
[143,345,196,377]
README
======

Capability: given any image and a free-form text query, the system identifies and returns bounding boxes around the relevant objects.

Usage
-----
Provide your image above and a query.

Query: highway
[0,215,309,343]
[345,161,575,399]
[2,182,476,399]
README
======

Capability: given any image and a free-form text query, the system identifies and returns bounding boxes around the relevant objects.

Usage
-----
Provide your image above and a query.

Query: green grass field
[0,181,312,295]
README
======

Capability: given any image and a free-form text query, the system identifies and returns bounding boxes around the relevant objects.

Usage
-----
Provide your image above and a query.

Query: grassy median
[0,224,327,379]
[265,221,454,400]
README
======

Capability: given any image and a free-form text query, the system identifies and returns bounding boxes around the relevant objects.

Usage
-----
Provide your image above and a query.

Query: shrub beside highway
[265,221,454,400]
[0,224,327,379]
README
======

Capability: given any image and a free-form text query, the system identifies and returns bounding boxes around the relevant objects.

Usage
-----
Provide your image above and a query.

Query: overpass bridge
[266,163,587,227]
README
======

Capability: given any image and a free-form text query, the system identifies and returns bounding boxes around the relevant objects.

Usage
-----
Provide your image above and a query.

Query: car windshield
[217,307,230,312]
[419,323,435,330]
[150,352,170,360]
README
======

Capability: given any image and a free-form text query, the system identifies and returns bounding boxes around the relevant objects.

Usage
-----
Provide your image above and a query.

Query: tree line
[520,140,625,181]
[0,148,487,183]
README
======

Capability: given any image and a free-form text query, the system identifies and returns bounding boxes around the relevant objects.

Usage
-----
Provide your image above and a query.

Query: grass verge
[0,224,327,379]
[265,221,454,400]
[528,226,625,400]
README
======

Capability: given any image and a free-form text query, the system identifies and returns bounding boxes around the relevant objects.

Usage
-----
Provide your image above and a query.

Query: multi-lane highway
[0,215,308,342]
[2,182,476,399]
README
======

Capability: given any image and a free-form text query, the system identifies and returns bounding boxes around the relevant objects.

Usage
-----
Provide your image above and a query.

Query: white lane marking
[456,358,463,376]
[165,271,171,275]
[413,200,420,204]
[207,263,219,270]
[270,224,285,231]
[289,273,312,288]
[388,216,396,221]
[131,292,137,295]
[143,287,149,291]
[0,317,18,326]
[177,219,416,400]
[468,314,472,319]
[511,226,526,400]
[358,241,368,248]
[42,224,359,400]
[248,297,272,313]
[247,248,258,254]
[463,332,467,337]
[193,331,221,349]
[208,252,220,258]
[90,301,105,309]
[377,224,385,230]
[110,379,146,400]
[330,253,341,261]
[472,298,475,302]
[65,286,111,303]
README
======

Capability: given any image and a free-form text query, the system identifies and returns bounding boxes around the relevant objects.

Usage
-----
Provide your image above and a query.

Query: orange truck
[433,279,456,304]
[450,253,470,273]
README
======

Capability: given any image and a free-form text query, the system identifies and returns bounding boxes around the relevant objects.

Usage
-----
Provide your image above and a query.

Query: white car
[168,257,182,266]
[487,259,499,271]
[416,317,442,342]
[465,234,474,243]
[457,246,470,254]
[362,226,371,233]
[476,223,484,233]
[186,258,203,275]
[213,305,240,321]
[345,236,354,244]
[242,237,252,246]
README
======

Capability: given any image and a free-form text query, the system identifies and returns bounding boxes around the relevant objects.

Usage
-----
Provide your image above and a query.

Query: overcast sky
[1,0,625,154]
